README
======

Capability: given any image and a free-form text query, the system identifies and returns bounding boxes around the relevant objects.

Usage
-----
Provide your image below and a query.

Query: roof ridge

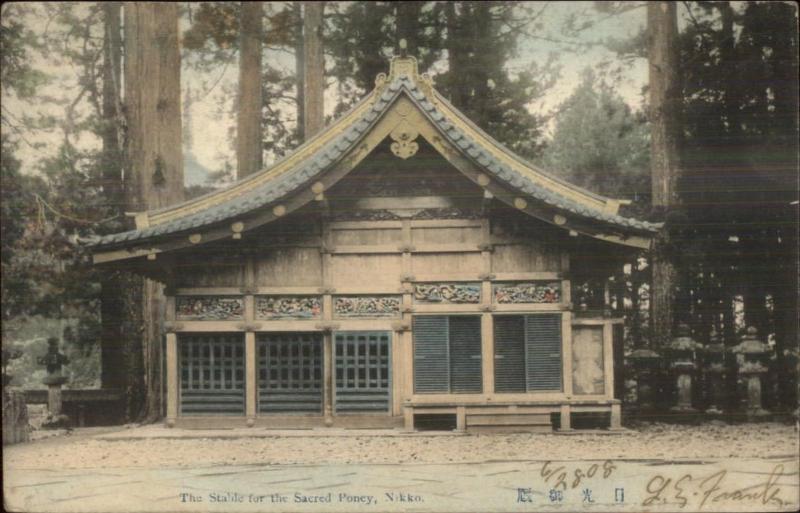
[92,62,658,251]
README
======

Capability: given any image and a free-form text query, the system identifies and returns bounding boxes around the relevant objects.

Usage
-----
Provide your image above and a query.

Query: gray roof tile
[93,74,657,250]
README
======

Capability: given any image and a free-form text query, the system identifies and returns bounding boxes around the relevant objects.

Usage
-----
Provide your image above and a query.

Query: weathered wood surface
[572,326,605,395]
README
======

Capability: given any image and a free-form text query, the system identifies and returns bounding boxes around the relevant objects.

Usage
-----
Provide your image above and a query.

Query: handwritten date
[541,460,616,491]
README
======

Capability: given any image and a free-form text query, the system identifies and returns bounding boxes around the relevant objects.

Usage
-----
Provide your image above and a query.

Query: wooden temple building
[91,55,658,432]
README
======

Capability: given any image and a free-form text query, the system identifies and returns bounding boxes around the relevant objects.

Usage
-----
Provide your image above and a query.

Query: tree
[436,2,557,159]
[124,2,184,421]
[98,1,137,401]
[541,68,650,206]
[679,1,799,409]
[236,2,263,178]
[303,1,325,140]
[647,1,682,350]
[183,2,302,163]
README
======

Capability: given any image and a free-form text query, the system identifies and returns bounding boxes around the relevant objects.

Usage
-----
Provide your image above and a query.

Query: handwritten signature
[642,464,786,509]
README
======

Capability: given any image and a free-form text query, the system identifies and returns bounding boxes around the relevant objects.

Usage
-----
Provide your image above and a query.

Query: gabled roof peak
[374,53,436,100]
[91,51,659,260]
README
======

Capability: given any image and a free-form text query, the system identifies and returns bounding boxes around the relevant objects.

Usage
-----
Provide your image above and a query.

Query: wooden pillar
[610,403,622,430]
[456,405,466,432]
[403,405,414,432]
[245,331,256,425]
[481,313,494,394]
[165,332,178,426]
[603,321,615,399]
[480,219,494,396]
[401,219,414,411]
[559,404,572,431]
[562,312,573,396]
[323,332,333,425]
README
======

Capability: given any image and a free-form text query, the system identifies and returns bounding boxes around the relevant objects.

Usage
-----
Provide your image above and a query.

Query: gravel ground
[4,422,798,470]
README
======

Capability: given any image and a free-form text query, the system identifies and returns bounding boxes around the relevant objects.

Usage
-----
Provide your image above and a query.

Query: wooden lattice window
[334,332,391,413]
[179,333,245,415]
[257,333,323,414]
[494,314,563,392]
[412,315,482,394]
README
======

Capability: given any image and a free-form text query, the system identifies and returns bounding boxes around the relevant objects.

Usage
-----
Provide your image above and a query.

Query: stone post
[732,326,771,419]
[701,333,728,415]
[37,338,70,427]
[666,324,702,413]
[625,349,662,414]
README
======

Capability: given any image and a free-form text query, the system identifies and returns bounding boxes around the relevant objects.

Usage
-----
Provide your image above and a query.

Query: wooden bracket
[315,322,341,333]
[164,322,185,333]
[391,321,411,332]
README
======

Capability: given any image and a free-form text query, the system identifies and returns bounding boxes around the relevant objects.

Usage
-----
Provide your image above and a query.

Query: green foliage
[0,4,50,99]
[434,2,557,159]
[1,4,110,388]
[680,1,798,203]
[183,2,303,161]
[540,69,650,209]
[325,2,555,158]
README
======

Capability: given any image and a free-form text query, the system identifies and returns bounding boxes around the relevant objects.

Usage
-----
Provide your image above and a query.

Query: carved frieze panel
[334,296,401,318]
[176,296,244,321]
[413,283,481,304]
[256,296,322,320]
[493,282,561,304]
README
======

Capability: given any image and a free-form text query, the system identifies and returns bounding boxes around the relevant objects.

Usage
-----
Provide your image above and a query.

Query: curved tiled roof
[93,69,658,249]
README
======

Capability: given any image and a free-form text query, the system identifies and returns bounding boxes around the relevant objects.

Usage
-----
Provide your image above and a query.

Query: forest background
[1,1,797,417]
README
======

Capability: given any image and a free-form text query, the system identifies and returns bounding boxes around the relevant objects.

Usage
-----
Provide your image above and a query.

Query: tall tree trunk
[396,2,421,56]
[237,1,263,179]
[99,2,137,419]
[444,2,466,109]
[294,2,305,141]
[124,2,184,422]
[303,1,324,140]
[773,221,798,410]
[648,1,682,349]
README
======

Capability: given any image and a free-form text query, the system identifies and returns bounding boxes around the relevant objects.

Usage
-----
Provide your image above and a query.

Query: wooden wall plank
[255,248,322,286]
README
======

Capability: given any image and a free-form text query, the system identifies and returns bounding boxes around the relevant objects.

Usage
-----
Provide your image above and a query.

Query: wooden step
[466,413,551,426]
[468,424,553,434]
[466,413,552,434]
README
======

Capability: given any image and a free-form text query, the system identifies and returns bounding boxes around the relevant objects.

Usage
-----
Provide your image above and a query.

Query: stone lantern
[625,348,662,413]
[666,324,702,413]
[701,333,728,415]
[732,326,771,418]
[37,338,69,421]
